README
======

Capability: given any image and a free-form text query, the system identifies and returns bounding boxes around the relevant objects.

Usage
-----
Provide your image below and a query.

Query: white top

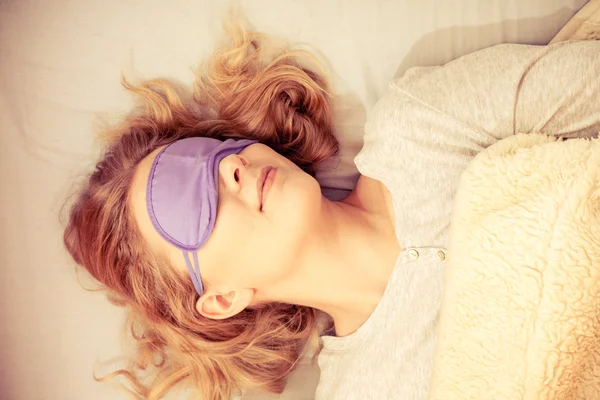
[315,41,600,400]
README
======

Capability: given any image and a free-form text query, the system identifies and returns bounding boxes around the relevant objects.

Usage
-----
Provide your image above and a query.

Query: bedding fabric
[551,0,600,42]
[429,133,600,400]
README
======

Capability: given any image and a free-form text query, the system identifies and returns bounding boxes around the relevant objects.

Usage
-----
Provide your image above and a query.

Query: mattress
[0,1,589,399]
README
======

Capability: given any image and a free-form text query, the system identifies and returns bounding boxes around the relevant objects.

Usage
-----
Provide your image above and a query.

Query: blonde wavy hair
[61,15,338,400]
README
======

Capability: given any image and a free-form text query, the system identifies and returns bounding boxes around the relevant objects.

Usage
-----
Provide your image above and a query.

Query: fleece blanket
[550,0,600,44]
[428,133,600,400]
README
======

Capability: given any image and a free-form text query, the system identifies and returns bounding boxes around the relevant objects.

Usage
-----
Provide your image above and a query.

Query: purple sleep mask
[146,137,257,295]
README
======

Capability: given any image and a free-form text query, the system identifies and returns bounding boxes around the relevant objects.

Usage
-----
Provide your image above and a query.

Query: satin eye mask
[146,137,257,295]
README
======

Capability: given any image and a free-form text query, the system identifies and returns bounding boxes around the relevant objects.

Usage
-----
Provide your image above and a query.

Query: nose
[219,154,247,192]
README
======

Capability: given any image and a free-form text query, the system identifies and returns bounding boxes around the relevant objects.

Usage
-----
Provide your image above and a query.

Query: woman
[62,17,600,400]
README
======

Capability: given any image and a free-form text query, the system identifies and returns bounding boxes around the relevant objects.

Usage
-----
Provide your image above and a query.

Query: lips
[257,166,273,211]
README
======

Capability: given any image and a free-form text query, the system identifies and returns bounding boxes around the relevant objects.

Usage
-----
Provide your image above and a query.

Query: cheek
[265,172,321,259]
[204,202,258,282]
[275,172,322,224]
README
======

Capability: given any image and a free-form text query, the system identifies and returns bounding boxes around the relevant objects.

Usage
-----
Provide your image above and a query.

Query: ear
[195,288,254,320]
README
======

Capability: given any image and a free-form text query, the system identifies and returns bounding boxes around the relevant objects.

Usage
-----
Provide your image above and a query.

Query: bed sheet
[0,1,588,399]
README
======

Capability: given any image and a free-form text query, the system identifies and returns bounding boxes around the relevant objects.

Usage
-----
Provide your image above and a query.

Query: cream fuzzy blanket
[428,134,600,400]
[550,0,600,44]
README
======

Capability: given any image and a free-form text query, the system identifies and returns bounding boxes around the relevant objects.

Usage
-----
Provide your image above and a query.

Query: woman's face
[130,142,323,295]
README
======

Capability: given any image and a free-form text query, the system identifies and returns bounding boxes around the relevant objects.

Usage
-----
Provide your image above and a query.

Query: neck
[256,177,400,337]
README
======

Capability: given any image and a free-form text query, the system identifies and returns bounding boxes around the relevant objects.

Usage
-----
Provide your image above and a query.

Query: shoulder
[354,77,474,181]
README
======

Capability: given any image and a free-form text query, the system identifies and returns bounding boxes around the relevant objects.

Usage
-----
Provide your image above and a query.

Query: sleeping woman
[61,17,600,400]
